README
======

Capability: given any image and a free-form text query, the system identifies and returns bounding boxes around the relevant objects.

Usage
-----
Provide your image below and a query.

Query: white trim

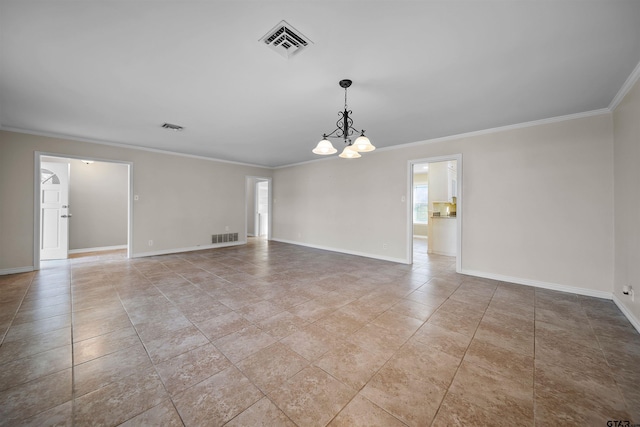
[609,59,640,111]
[6,109,611,170]
[131,241,246,258]
[612,294,640,335]
[33,152,41,270]
[277,109,610,169]
[4,126,269,169]
[68,245,127,254]
[459,268,612,300]
[271,238,410,265]
[0,266,34,276]
[379,109,611,155]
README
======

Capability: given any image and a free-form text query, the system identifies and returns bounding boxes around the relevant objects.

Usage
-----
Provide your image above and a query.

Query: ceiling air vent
[162,123,183,131]
[260,20,312,59]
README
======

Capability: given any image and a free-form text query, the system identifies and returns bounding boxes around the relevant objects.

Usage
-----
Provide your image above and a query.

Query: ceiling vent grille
[162,123,183,131]
[260,20,312,59]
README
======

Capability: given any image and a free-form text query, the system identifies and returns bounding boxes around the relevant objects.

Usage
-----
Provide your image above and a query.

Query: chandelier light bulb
[339,145,361,159]
[312,138,337,155]
[353,134,375,152]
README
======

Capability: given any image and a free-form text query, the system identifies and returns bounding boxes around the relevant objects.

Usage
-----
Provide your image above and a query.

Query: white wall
[613,78,640,326]
[0,130,272,272]
[273,113,614,295]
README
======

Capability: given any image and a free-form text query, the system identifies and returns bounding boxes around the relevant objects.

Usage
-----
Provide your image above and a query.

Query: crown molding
[0,126,272,170]
[609,59,640,111]
[0,106,616,171]
[373,108,612,155]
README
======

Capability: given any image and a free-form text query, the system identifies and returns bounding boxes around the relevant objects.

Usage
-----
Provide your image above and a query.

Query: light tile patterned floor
[0,239,638,426]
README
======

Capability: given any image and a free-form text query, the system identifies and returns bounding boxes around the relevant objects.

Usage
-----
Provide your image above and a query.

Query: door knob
[61,214,73,218]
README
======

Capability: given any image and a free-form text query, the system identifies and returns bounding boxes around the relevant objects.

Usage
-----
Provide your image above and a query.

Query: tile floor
[0,238,639,426]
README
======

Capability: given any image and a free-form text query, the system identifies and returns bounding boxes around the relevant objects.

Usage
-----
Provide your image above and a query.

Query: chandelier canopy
[312,79,375,158]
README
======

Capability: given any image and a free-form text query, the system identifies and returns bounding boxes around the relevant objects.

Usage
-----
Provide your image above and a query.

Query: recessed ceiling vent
[260,20,312,59]
[162,123,183,131]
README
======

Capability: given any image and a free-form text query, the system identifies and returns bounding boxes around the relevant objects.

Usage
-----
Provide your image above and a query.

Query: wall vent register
[212,233,239,244]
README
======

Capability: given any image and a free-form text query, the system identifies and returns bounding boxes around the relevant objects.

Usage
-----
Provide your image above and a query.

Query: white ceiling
[1,1,639,167]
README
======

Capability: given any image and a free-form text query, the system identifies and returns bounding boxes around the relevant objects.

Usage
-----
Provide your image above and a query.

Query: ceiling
[1,1,639,168]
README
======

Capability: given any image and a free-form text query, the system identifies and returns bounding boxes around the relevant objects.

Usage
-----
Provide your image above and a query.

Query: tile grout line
[125,260,190,426]
[583,297,634,421]
[427,282,497,426]
[69,263,76,427]
[0,271,36,346]
[532,288,538,427]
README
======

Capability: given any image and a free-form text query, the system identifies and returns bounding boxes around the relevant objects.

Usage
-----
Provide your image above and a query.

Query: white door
[40,162,70,260]
[256,180,269,237]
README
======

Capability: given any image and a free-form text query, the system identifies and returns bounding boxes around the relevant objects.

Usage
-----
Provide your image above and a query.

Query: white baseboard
[0,266,35,276]
[271,238,410,264]
[459,268,612,300]
[612,294,640,334]
[455,269,640,334]
[132,241,246,258]
[68,245,127,254]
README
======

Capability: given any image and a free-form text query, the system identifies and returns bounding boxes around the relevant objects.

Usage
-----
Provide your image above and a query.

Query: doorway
[245,176,271,240]
[408,154,462,272]
[34,152,133,268]
[40,161,70,260]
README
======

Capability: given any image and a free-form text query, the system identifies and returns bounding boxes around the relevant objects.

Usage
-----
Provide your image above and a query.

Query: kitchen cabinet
[428,216,456,256]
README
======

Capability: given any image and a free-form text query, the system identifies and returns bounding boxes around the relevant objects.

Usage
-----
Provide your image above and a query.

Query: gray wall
[273,113,614,296]
[68,159,128,250]
[613,78,640,324]
[41,156,128,251]
[0,131,272,270]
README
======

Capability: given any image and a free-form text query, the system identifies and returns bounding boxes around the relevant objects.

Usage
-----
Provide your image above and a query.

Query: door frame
[245,176,272,241]
[34,151,134,269]
[407,154,463,273]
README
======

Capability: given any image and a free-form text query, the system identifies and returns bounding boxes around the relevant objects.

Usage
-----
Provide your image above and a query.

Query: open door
[40,162,70,260]
[256,180,269,237]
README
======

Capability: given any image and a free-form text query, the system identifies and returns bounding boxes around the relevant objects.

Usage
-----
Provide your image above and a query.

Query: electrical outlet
[383,243,388,250]
[148,240,153,246]
[134,195,139,201]
[225,225,230,232]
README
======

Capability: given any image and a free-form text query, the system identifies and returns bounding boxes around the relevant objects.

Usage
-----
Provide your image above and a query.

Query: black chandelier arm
[322,109,362,142]
[323,127,363,140]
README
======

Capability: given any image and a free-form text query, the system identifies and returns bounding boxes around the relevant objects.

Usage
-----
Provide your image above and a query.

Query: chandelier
[312,79,375,158]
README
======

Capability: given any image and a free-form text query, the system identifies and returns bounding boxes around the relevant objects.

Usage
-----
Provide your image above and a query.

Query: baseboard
[459,268,613,300]
[68,245,127,254]
[132,241,246,258]
[0,266,35,276]
[271,238,410,264]
[430,250,456,257]
[612,294,640,334]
